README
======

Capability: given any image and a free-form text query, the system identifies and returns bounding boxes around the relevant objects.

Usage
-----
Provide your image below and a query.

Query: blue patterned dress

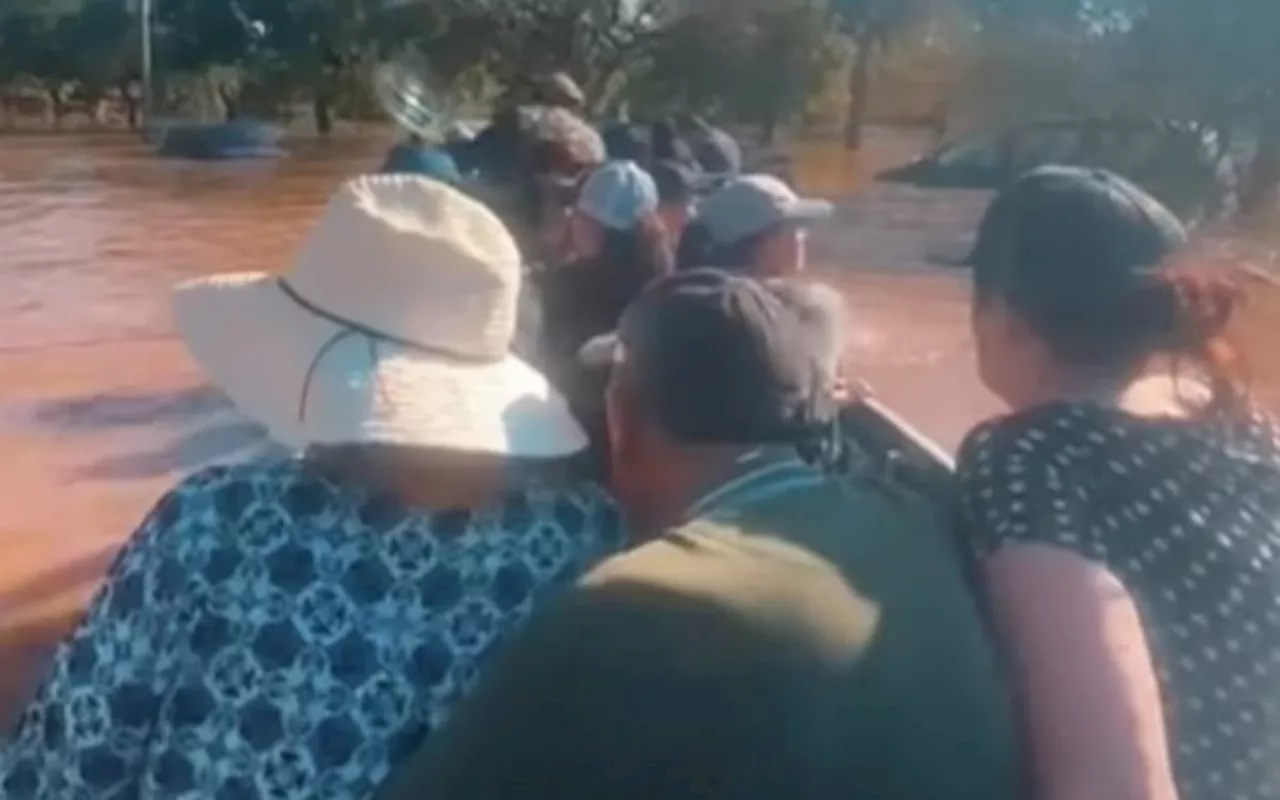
[0,459,624,799]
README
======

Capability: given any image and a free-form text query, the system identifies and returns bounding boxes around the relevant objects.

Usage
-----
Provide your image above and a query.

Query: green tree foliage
[967,0,1280,212]
[831,0,934,148]
[0,0,906,143]
[629,0,840,140]
[433,0,682,110]
[0,0,137,123]
[1,1,118,86]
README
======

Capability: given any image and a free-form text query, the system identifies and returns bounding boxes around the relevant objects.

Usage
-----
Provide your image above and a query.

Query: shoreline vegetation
[2,0,1277,214]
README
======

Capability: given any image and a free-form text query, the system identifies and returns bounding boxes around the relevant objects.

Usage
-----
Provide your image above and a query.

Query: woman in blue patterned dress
[0,175,624,799]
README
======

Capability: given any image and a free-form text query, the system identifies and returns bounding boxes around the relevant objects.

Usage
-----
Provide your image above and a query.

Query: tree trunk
[121,81,140,129]
[47,87,66,129]
[843,36,874,150]
[759,116,778,146]
[314,94,333,136]
[217,86,240,121]
[928,99,948,142]
[1241,112,1280,215]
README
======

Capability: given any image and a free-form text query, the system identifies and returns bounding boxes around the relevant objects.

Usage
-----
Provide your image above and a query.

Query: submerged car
[876,117,1239,223]
[153,119,286,161]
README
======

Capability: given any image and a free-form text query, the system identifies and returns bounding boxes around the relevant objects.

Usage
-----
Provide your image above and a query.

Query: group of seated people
[3,92,1280,800]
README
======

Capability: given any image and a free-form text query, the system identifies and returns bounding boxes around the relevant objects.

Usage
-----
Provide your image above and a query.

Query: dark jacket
[376,454,1020,800]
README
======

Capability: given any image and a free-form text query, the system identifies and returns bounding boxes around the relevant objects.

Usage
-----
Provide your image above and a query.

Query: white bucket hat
[173,173,587,457]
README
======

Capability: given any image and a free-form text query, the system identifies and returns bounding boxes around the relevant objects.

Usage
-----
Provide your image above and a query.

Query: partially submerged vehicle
[152,119,286,160]
[877,117,1238,222]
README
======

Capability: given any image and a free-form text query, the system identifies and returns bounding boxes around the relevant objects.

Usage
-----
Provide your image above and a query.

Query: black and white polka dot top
[957,402,1280,800]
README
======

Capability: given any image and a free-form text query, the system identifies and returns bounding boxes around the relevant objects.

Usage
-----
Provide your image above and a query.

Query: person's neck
[1022,363,1201,420]
[306,448,507,515]
[394,473,505,513]
[628,444,792,540]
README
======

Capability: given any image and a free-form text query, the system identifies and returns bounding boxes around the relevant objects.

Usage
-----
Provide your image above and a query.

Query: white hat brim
[174,271,587,458]
[577,332,621,368]
[783,198,834,223]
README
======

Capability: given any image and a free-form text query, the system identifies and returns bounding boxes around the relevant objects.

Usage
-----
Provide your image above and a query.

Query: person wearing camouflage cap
[531,71,587,111]
[455,103,603,265]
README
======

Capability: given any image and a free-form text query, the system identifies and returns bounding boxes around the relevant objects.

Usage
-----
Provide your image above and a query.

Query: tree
[445,0,682,111]
[831,0,934,149]
[59,0,139,117]
[0,0,138,125]
[731,0,842,143]
[967,0,1280,214]
[627,0,837,141]
[1120,0,1280,213]
[624,0,752,118]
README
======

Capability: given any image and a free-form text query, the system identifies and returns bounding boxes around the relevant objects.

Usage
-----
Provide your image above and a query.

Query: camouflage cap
[517,106,606,178]
[533,72,587,110]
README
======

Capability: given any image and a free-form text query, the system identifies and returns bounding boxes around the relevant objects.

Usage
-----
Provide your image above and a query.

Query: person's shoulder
[959,400,1278,473]
[958,403,1076,463]
[122,460,298,557]
[956,404,1134,557]
[156,457,331,525]
[155,460,268,513]
[732,471,919,558]
[958,401,1144,479]
[1212,407,1280,461]
[707,126,740,148]
[497,481,626,552]
[517,480,619,517]
[580,511,880,654]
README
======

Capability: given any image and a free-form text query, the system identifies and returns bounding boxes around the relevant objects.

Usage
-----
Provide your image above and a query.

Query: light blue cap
[576,160,659,230]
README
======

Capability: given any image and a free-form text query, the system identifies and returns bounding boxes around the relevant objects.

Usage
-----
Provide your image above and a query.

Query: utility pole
[140,0,154,127]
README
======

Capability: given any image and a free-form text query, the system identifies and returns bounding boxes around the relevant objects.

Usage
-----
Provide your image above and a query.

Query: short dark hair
[651,160,696,207]
[603,123,652,163]
[610,269,832,445]
[675,219,782,274]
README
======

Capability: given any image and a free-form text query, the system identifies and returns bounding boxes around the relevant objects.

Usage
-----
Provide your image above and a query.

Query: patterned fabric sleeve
[0,469,224,799]
[956,414,1095,561]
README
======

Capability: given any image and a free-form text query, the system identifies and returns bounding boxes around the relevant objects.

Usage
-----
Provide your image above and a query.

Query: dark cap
[650,159,697,206]
[691,126,743,178]
[602,123,652,163]
[580,269,831,444]
[462,106,603,188]
[968,165,1188,296]
[522,106,605,171]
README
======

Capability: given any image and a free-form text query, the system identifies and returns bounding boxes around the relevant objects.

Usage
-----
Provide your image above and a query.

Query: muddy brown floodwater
[0,127,1276,728]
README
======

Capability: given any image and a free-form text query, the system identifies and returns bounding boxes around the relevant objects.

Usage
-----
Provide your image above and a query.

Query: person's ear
[972,295,1049,405]
[604,365,640,460]
[831,375,852,405]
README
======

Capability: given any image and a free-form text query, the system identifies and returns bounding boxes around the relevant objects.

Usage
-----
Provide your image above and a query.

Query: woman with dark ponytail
[956,166,1280,800]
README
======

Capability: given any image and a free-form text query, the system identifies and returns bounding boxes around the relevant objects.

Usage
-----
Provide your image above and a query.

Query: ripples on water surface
[0,128,1276,726]
[1,136,362,351]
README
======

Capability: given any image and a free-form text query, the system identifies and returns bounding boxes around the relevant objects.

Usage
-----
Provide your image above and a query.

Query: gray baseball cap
[697,174,833,245]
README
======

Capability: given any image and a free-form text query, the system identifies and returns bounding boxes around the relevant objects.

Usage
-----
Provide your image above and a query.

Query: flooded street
[0,128,1276,725]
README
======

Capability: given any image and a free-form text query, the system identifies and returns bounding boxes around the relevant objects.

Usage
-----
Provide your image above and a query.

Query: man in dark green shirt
[378,269,1019,800]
